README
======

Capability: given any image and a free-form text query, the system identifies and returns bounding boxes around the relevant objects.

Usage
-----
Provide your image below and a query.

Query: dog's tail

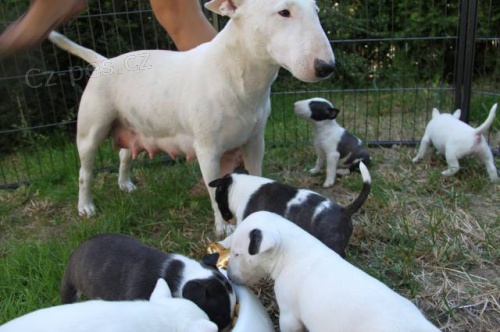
[48,31,107,65]
[344,162,371,216]
[474,103,497,135]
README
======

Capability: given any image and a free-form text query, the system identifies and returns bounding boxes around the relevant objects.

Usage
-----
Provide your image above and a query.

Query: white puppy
[294,97,370,187]
[227,211,440,332]
[413,103,498,181]
[0,279,217,332]
[47,0,335,236]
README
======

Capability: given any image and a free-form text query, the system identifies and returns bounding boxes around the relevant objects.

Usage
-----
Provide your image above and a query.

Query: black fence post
[454,0,479,123]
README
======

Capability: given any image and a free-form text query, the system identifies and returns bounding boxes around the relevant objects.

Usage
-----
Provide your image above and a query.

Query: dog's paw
[336,168,350,176]
[441,168,458,176]
[323,180,334,188]
[225,224,236,236]
[412,157,420,163]
[119,181,137,193]
[309,168,320,174]
[78,203,96,217]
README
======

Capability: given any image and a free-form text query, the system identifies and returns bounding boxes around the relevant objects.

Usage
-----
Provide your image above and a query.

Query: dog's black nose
[314,59,334,78]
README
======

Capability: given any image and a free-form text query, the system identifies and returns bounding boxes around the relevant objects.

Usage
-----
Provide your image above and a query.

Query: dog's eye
[278,9,291,18]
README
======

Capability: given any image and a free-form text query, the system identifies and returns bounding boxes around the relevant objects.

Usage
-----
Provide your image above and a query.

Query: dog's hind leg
[118,148,137,192]
[412,136,431,163]
[442,149,460,176]
[477,144,499,182]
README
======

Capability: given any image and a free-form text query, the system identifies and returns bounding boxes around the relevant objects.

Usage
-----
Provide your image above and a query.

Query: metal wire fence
[0,0,499,188]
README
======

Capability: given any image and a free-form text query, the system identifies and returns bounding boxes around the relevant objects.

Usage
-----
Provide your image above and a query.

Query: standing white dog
[412,104,498,181]
[0,279,218,332]
[227,211,440,332]
[47,0,335,236]
[294,97,370,187]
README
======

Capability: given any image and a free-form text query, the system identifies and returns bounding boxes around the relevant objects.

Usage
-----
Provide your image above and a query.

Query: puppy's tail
[344,162,371,216]
[48,31,107,65]
[474,103,497,135]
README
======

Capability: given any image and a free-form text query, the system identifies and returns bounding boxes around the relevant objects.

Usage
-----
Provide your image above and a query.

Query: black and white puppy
[294,97,371,187]
[60,233,236,331]
[208,163,371,257]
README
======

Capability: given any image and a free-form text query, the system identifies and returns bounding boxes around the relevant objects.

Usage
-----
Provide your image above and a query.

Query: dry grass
[0,145,498,331]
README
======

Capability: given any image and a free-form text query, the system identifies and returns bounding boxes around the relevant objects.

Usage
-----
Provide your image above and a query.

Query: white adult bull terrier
[47,0,335,236]
[209,162,371,257]
[294,97,371,187]
[412,104,498,181]
[60,233,236,330]
[227,211,440,332]
[0,279,218,332]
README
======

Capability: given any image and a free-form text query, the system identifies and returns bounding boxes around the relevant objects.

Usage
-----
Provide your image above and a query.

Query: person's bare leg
[150,0,216,51]
[0,0,87,56]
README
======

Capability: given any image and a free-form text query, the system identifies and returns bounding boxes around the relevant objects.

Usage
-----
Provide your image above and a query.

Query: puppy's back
[61,233,168,302]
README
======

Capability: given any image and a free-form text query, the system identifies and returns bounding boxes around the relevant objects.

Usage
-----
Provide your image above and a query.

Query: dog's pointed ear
[208,176,229,188]
[328,107,340,120]
[248,228,278,255]
[431,108,441,118]
[453,109,461,119]
[149,278,172,302]
[202,253,220,268]
[205,0,240,17]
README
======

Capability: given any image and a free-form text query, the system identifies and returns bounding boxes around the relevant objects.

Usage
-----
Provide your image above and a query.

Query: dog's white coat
[413,104,498,181]
[0,279,217,332]
[294,97,368,187]
[48,0,334,236]
[227,211,440,332]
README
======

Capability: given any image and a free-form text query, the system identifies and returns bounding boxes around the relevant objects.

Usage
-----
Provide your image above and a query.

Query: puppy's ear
[205,0,240,17]
[453,109,461,119]
[432,108,441,118]
[233,165,249,174]
[328,107,340,120]
[248,228,278,255]
[202,253,220,268]
[150,278,172,302]
[182,280,207,303]
[208,176,230,188]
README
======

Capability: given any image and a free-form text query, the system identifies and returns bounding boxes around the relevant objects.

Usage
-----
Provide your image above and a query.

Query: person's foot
[0,0,87,57]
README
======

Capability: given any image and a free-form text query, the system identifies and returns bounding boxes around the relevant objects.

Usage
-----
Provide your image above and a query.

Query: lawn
[0,141,499,331]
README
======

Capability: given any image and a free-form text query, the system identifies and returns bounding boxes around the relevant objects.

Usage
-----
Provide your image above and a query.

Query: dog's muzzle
[314,59,335,78]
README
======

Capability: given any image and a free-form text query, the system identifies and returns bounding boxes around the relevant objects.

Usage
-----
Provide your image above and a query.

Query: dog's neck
[312,119,341,134]
[204,20,280,99]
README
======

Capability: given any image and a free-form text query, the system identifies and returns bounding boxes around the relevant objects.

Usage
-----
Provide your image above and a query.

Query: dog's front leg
[242,133,265,176]
[118,148,137,192]
[324,150,340,187]
[310,145,326,174]
[196,145,228,237]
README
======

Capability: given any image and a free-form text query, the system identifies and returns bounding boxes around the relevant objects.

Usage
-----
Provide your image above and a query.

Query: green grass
[1,143,499,331]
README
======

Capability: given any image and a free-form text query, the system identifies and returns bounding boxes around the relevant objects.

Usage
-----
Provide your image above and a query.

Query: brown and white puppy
[208,163,371,257]
[60,233,236,331]
[226,211,440,332]
[294,97,371,187]
[413,103,498,181]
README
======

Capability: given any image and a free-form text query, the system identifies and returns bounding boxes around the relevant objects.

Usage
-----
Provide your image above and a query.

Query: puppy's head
[294,97,340,121]
[227,212,282,286]
[181,254,236,330]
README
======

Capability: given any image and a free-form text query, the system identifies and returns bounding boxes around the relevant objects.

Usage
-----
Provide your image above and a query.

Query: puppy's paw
[336,168,350,176]
[412,157,420,163]
[323,180,334,188]
[309,168,320,174]
[119,181,137,193]
[225,224,236,236]
[441,168,458,176]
